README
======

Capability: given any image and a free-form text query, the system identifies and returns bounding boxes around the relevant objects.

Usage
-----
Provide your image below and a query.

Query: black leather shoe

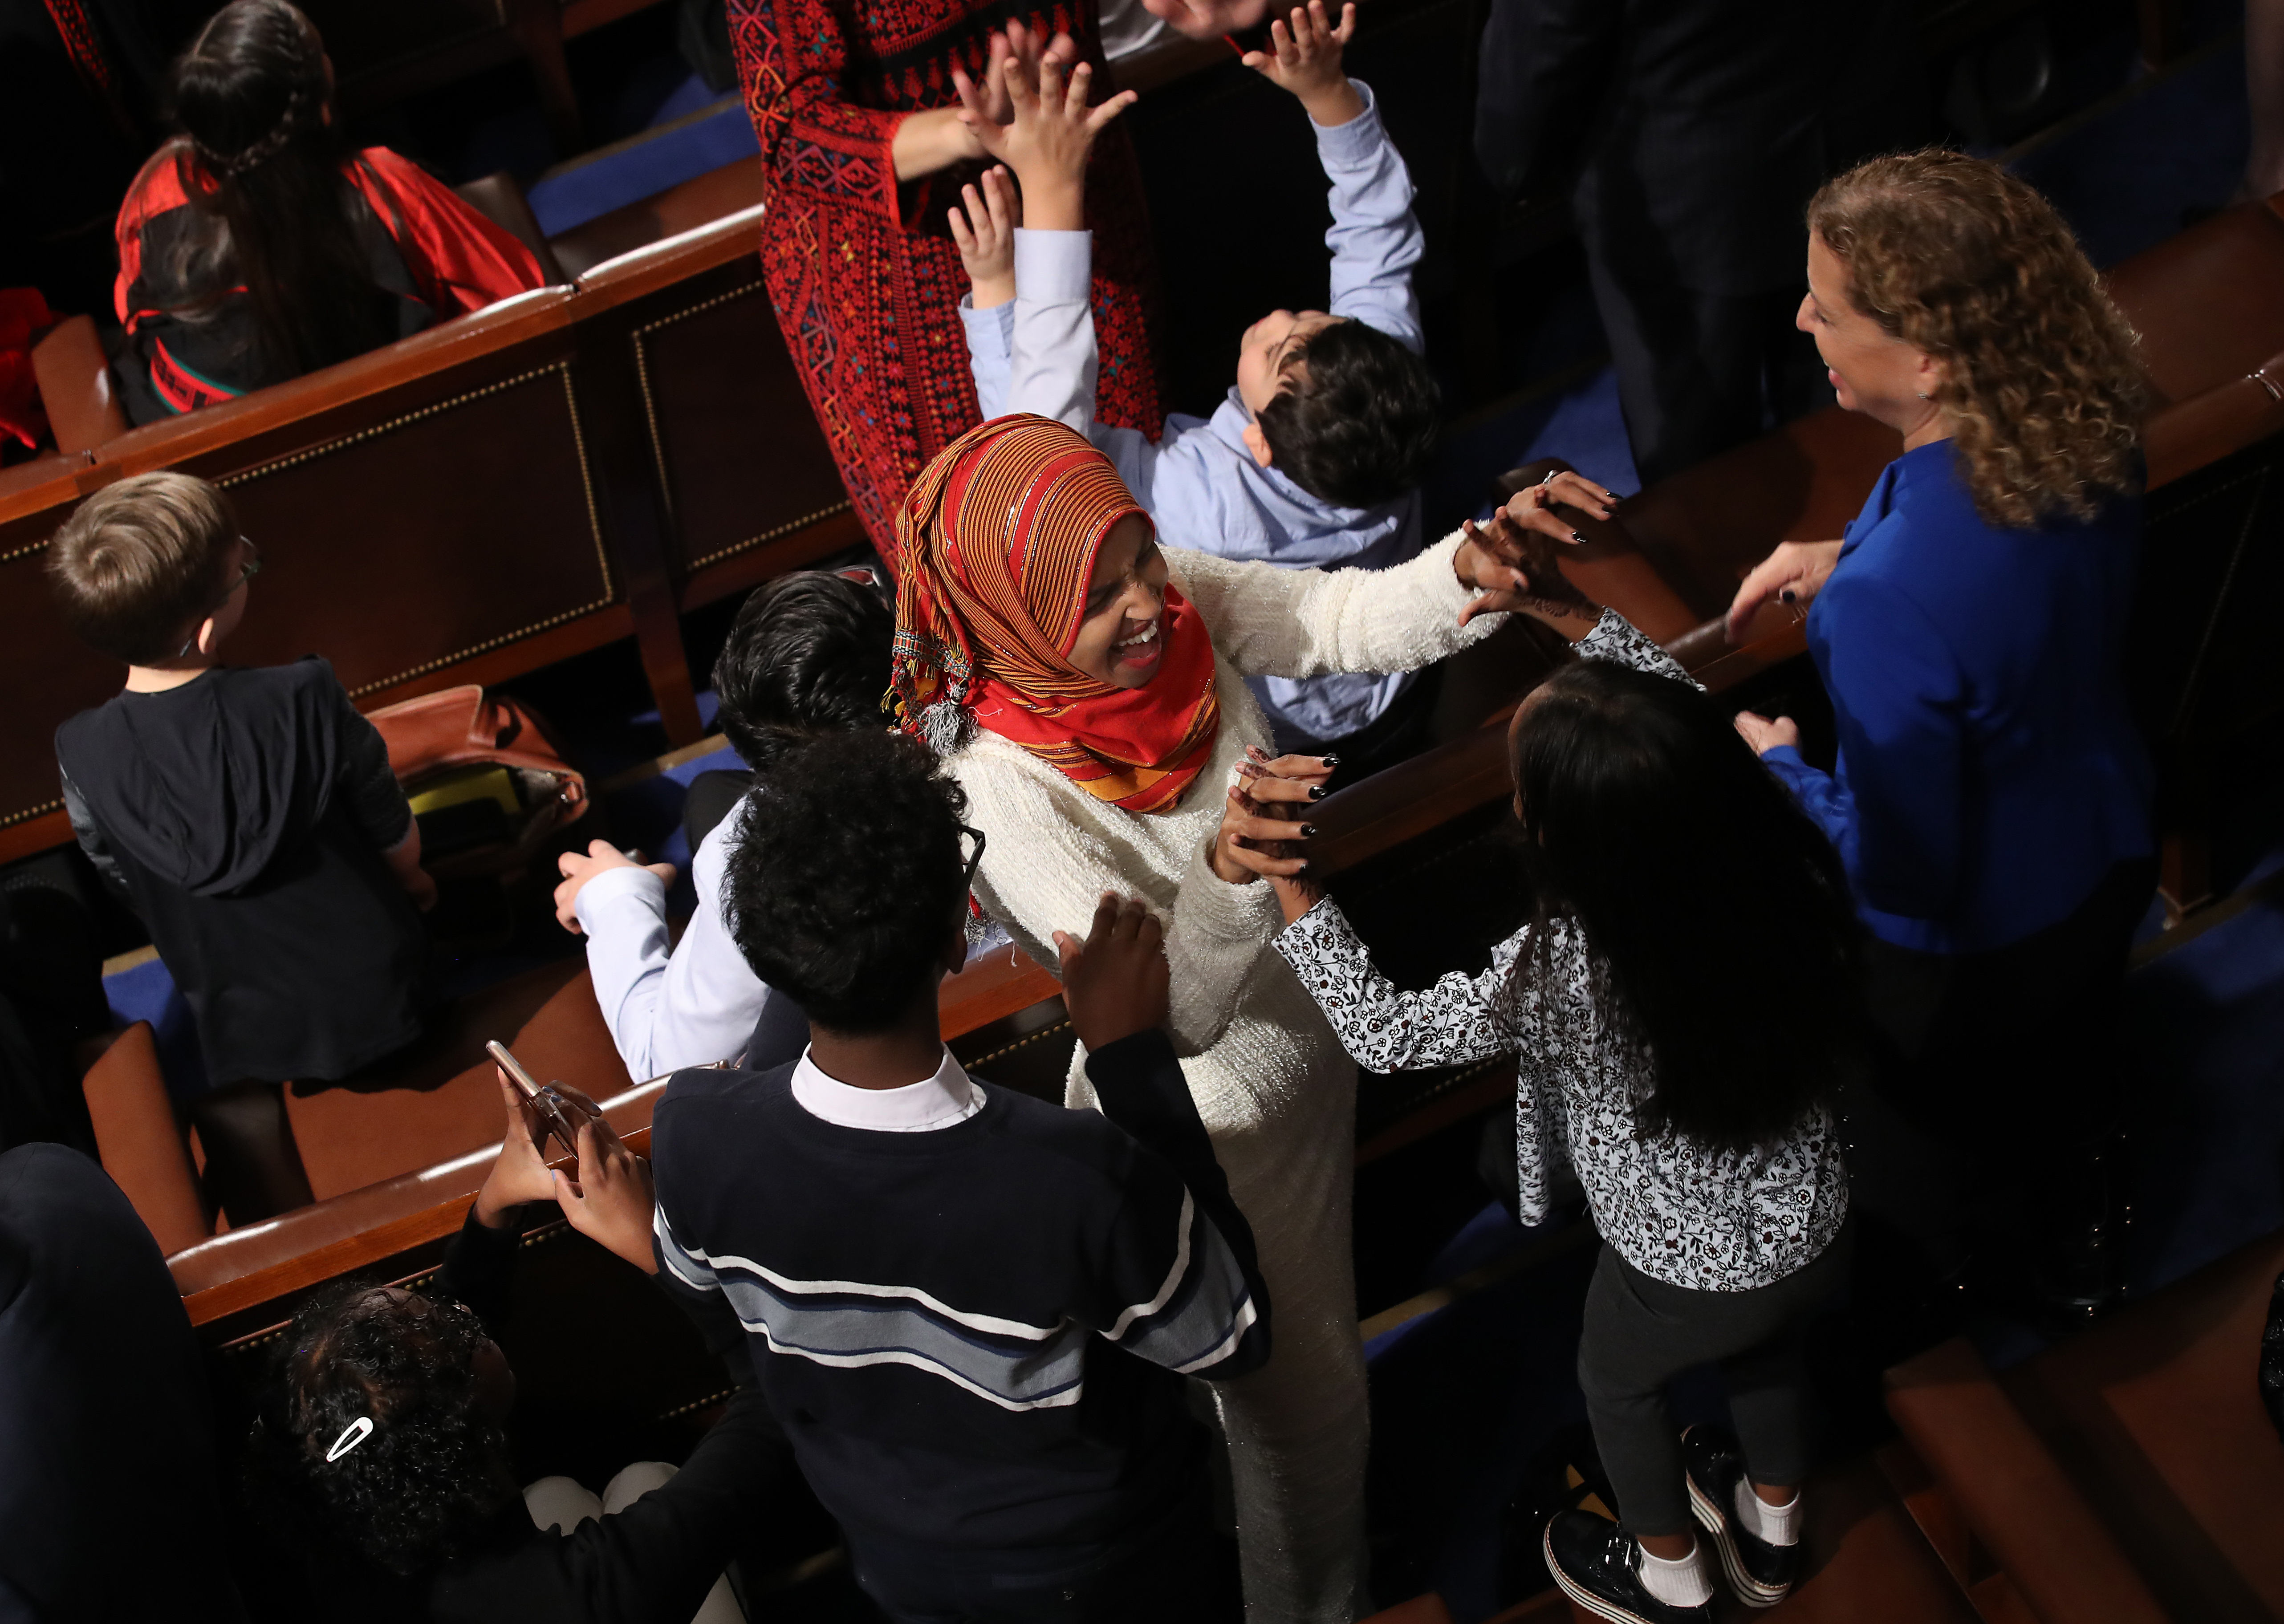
[1543,1510,1714,1624]
[1682,1424,1798,1608]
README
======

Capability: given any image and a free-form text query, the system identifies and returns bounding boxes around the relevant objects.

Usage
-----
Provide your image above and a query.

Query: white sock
[1734,1479,1802,1547]
[1636,1539,1715,1608]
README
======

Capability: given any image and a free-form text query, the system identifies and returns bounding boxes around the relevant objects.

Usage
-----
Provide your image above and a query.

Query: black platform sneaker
[1682,1423,1797,1608]
[1543,1509,1715,1624]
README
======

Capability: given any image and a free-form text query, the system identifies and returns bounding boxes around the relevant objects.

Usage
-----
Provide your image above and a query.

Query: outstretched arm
[1272,895,1523,1071]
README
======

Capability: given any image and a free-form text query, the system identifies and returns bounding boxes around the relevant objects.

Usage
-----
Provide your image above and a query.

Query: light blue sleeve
[960,293,1015,421]
[1004,227,1162,503]
[1315,81,1424,354]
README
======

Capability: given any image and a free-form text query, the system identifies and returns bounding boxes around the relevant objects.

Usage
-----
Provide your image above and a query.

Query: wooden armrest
[32,314,126,453]
[176,1078,667,1324]
[1884,1337,2169,1624]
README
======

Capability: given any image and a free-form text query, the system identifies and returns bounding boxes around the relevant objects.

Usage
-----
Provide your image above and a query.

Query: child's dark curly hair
[711,570,896,775]
[1256,319,1440,508]
[244,1278,521,1578]
[721,729,970,1034]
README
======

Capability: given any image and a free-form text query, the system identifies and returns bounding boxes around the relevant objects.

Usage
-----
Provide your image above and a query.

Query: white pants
[524,1462,747,1624]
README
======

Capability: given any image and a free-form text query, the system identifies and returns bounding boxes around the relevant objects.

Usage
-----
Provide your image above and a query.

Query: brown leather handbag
[366,686,588,879]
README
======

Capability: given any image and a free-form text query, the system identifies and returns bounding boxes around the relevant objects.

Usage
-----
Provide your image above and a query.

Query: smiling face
[1236,309,1341,418]
[1065,514,1169,690]
[1798,235,1942,438]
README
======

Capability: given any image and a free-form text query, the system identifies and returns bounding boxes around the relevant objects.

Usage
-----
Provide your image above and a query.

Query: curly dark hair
[244,1278,520,1579]
[711,569,895,774]
[1256,318,1441,508]
[1809,150,2147,529]
[722,729,969,1034]
[1509,661,1866,1152]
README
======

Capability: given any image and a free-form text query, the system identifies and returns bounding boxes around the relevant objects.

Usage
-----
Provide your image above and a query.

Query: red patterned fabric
[727,0,1163,553]
[892,416,1220,814]
[0,288,57,451]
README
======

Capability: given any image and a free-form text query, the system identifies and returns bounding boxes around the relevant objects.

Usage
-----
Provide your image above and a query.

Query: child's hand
[951,21,1080,151]
[1208,747,1326,885]
[1053,892,1171,1051]
[1243,2,1362,127]
[949,166,1021,309]
[962,53,1137,232]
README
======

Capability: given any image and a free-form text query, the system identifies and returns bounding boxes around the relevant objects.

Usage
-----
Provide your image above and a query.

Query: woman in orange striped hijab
[891,413,1223,812]
[886,411,1577,1622]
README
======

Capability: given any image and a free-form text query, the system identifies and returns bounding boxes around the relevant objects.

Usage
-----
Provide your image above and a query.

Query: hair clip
[326,1417,375,1462]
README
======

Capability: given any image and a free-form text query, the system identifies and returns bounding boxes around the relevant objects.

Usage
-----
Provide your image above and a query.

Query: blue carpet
[528,96,759,238]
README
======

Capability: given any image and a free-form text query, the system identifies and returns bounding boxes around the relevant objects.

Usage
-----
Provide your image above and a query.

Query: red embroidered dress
[728,0,1163,552]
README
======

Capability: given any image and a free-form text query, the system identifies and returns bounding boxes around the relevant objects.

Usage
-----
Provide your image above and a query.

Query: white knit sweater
[948,529,1497,1621]
[951,528,1497,1086]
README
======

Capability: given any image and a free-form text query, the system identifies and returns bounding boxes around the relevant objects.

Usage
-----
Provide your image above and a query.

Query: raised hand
[1243,2,1361,125]
[949,166,1021,308]
[951,21,1082,142]
[962,52,1137,231]
[1052,892,1172,1051]
[1724,539,1843,644]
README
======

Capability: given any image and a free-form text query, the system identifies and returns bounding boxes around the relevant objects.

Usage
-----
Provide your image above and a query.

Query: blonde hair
[1808,150,2147,529]
[48,472,240,665]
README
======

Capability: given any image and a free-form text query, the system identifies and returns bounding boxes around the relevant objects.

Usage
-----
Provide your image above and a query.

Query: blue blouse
[1761,440,2153,955]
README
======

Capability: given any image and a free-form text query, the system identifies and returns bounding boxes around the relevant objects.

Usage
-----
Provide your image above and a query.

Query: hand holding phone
[485,1039,581,1161]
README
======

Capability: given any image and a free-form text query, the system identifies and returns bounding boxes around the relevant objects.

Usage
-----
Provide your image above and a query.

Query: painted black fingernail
[1319,754,1340,767]
[1780,588,1797,604]
[1571,531,1589,544]
[1300,824,1318,837]
[1307,785,1326,800]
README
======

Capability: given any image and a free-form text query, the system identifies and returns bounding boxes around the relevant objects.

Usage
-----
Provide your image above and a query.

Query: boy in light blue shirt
[951,2,1438,756]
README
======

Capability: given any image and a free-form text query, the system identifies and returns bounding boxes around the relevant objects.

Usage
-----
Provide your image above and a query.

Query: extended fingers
[1086,87,1139,132]
[1330,0,1357,42]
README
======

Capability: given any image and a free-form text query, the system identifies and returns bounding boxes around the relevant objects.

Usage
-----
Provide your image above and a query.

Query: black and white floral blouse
[1271,610,1849,1292]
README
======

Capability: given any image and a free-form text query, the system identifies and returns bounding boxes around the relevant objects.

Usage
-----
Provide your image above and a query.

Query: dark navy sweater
[649,1028,1270,1555]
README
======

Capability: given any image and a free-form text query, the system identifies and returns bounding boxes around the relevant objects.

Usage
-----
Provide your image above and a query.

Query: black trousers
[1847,857,2158,1307]
[847,1481,1240,1624]
[1579,1227,1853,1538]
[1585,259,1831,489]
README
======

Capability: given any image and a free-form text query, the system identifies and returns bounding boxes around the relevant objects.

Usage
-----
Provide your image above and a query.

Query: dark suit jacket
[0,1144,245,1622]
[1475,0,1924,294]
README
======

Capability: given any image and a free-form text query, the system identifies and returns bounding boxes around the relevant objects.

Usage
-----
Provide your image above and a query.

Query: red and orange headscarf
[889,416,1221,815]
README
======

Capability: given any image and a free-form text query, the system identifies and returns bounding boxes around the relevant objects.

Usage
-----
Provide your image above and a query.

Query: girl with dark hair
[110,0,546,423]
[245,1072,791,1624]
[1266,503,1863,1624]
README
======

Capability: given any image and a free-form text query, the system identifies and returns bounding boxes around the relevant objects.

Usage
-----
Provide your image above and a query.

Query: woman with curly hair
[244,1073,789,1623]
[1723,149,2155,1323]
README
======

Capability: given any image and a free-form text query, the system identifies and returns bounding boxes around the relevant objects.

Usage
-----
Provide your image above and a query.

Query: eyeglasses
[958,824,987,890]
[176,537,262,659]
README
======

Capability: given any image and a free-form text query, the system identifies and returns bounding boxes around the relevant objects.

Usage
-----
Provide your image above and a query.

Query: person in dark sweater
[244,1070,791,1624]
[49,471,435,1219]
[0,1141,247,1621]
[650,729,1272,1622]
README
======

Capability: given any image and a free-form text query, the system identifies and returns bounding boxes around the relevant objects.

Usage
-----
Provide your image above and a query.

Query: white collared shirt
[789,1045,984,1133]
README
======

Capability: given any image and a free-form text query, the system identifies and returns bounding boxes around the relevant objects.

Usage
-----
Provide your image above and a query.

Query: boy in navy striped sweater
[649,730,1269,1620]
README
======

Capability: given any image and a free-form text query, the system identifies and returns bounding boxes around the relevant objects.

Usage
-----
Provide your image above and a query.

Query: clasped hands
[1452,471,1612,627]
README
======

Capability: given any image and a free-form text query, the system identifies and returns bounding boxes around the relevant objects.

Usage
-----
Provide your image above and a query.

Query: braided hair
[243,1279,522,1579]
[160,0,398,382]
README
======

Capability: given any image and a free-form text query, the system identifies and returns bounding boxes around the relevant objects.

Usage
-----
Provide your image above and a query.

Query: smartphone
[485,1039,581,1161]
